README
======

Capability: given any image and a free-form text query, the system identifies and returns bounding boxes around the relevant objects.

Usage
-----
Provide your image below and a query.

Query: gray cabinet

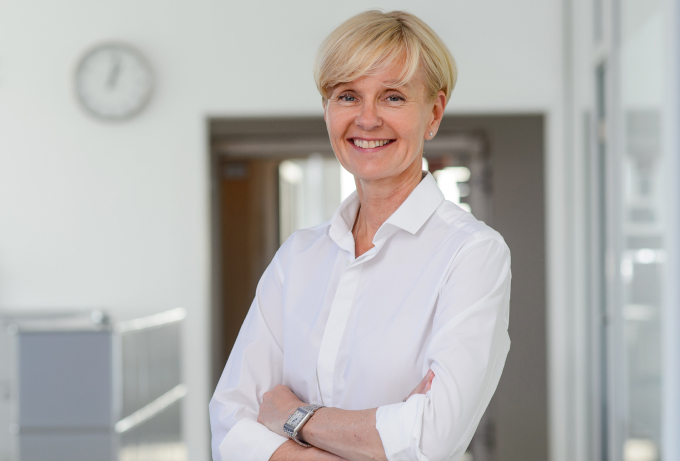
[0,309,186,461]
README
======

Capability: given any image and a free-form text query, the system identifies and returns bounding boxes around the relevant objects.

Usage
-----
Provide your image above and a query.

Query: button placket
[315,263,363,407]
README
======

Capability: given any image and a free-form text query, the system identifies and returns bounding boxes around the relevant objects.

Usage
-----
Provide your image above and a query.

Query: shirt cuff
[375,394,426,461]
[219,418,288,461]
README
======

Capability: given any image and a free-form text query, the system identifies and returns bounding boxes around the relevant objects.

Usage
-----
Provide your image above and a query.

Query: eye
[385,94,405,102]
[338,93,357,102]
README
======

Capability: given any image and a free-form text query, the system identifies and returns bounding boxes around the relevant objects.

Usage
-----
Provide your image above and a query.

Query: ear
[428,90,447,136]
[323,99,328,123]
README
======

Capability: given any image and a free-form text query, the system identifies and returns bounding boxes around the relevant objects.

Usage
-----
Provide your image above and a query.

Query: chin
[350,163,405,182]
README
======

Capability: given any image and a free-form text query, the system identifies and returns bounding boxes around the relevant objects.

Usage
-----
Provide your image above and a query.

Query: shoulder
[280,220,332,252]
[274,220,334,271]
[432,200,509,258]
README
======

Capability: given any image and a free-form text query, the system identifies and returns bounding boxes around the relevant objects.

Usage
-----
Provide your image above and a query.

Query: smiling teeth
[353,139,390,148]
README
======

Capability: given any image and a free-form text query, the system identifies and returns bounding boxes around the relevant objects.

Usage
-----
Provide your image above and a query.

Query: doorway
[208,115,547,461]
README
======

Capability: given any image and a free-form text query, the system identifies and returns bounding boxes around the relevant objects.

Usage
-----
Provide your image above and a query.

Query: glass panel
[278,155,341,244]
[119,320,184,460]
[618,1,664,459]
[119,402,185,461]
[432,166,472,213]
[121,323,182,419]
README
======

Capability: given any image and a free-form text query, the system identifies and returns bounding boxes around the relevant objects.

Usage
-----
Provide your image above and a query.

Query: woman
[210,10,511,461]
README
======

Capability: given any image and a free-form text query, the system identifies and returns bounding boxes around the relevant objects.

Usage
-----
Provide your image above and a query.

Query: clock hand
[107,52,122,89]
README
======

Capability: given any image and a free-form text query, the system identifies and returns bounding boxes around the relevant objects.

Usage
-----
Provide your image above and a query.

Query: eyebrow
[335,82,412,92]
[382,85,409,91]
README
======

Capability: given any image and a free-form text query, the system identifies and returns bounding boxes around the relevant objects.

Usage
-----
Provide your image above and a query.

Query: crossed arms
[210,238,511,461]
[259,371,435,460]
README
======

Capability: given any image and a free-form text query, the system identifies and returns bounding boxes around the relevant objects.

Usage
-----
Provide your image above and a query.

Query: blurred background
[0,1,678,461]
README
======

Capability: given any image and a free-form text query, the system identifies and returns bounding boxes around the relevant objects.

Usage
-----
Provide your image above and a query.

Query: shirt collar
[380,172,444,235]
[328,172,444,250]
[328,190,361,253]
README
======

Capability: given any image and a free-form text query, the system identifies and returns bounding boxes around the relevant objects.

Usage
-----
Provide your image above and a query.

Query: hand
[404,369,434,401]
[258,384,306,437]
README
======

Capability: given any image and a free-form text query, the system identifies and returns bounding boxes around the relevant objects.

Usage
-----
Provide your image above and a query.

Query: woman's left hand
[257,384,307,437]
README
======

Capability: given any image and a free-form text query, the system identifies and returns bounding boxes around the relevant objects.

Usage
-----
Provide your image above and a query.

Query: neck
[352,158,423,255]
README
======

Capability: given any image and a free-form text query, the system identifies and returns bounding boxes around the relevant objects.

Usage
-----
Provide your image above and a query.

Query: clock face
[75,43,153,120]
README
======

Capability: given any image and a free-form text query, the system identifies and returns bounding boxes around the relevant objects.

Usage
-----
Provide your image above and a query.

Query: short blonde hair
[314,10,457,103]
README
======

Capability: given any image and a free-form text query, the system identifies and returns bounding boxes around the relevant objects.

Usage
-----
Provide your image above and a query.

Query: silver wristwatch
[283,404,325,447]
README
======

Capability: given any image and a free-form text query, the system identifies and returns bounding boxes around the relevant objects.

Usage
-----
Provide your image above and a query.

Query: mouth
[349,138,395,150]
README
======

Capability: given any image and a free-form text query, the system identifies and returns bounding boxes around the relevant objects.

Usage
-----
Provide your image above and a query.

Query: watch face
[288,410,305,427]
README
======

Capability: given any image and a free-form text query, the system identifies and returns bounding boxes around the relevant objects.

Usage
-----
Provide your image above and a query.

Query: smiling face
[324,64,446,188]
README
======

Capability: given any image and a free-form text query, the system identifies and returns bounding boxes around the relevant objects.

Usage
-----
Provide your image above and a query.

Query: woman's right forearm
[270,440,347,461]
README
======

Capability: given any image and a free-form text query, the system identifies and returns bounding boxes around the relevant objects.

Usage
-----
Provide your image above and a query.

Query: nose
[355,100,382,131]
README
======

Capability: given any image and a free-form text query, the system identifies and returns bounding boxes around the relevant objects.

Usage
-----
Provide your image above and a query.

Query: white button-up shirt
[210,172,511,461]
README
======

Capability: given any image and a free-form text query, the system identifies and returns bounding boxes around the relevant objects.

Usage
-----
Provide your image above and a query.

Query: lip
[347,138,396,152]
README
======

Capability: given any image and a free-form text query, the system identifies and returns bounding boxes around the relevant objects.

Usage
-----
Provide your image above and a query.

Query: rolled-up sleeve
[209,254,288,461]
[375,237,511,461]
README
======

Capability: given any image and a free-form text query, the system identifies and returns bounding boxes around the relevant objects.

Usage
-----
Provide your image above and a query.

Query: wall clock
[75,42,154,121]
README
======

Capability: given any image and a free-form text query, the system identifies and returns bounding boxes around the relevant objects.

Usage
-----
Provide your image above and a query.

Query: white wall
[0,1,562,458]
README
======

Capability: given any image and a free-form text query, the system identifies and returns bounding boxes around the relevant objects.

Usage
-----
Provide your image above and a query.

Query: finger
[422,370,434,392]
[420,369,434,388]
[415,370,432,392]
[406,369,435,401]
[427,369,435,384]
